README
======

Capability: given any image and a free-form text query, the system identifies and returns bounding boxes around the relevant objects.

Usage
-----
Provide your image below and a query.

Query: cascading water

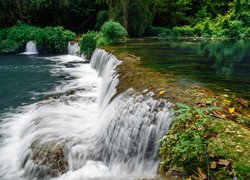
[0,49,173,180]
[67,42,80,56]
[22,41,38,55]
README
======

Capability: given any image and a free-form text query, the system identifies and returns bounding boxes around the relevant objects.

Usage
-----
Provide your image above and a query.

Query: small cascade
[22,41,38,55]
[67,42,80,56]
[90,49,122,110]
[0,49,173,180]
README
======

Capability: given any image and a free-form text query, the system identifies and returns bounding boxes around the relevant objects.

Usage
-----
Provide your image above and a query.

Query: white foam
[0,50,173,180]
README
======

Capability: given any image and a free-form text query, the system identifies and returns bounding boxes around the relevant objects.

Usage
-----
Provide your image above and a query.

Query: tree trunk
[16,0,23,20]
[107,0,114,19]
[121,0,129,30]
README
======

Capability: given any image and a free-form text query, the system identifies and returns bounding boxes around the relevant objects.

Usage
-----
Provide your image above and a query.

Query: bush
[228,20,243,39]
[100,20,128,44]
[202,23,212,37]
[35,26,76,53]
[171,26,194,37]
[145,26,171,37]
[4,22,39,52]
[0,39,23,53]
[79,20,128,59]
[0,22,76,54]
[79,31,98,59]
[0,28,9,41]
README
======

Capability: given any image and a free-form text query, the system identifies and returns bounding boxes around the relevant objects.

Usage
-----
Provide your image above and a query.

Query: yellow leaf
[186,177,192,180]
[159,90,165,95]
[228,107,235,114]
[223,99,231,104]
[197,167,207,180]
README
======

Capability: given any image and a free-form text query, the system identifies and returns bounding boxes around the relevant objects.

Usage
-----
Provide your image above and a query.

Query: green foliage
[79,20,127,59]
[0,28,9,41]
[171,26,194,37]
[0,0,98,31]
[145,26,171,37]
[0,39,23,54]
[100,20,128,44]
[202,23,212,38]
[159,103,219,174]
[0,23,75,54]
[35,26,76,53]
[0,22,38,53]
[79,31,98,59]
[95,10,109,30]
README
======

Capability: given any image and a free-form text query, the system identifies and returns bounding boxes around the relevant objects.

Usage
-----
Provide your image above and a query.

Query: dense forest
[0,0,249,38]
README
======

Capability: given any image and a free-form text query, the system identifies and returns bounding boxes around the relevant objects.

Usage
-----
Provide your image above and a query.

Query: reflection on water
[111,39,250,99]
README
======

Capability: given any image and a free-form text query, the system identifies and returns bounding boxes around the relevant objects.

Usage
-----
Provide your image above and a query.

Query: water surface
[0,55,58,113]
[112,39,250,99]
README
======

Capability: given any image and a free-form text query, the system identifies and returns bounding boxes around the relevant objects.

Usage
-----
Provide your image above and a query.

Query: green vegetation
[35,26,76,53]
[1,0,248,39]
[0,0,250,39]
[99,21,128,44]
[159,101,250,179]
[146,0,249,39]
[159,104,219,175]
[79,31,98,59]
[79,20,127,59]
[0,22,75,54]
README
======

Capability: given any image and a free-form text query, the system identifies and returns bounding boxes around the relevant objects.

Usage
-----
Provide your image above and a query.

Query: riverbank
[104,45,250,179]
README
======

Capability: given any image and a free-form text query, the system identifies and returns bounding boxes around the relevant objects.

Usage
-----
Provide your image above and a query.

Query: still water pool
[112,39,250,99]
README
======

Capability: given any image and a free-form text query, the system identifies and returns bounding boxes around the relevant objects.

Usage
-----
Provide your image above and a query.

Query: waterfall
[67,42,80,56]
[0,49,173,180]
[22,41,38,55]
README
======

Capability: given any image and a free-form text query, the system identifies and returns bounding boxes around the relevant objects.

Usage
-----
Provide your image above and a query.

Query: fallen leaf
[218,159,230,166]
[210,161,217,169]
[229,107,235,114]
[159,90,165,95]
[197,167,207,180]
[212,111,226,119]
[223,99,231,104]
[186,177,192,180]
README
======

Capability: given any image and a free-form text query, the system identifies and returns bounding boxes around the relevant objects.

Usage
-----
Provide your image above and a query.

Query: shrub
[228,20,243,39]
[0,22,76,54]
[0,39,23,53]
[7,22,39,44]
[100,20,128,44]
[202,23,212,37]
[4,22,40,52]
[172,26,194,37]
[0,28,9,41]
[145,26,171,37]
[79,31,98,59]
[35,26,76,53]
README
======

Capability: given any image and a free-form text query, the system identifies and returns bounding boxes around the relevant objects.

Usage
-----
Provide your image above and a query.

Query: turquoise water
[0,55,57,113]
[113,39,250,99]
